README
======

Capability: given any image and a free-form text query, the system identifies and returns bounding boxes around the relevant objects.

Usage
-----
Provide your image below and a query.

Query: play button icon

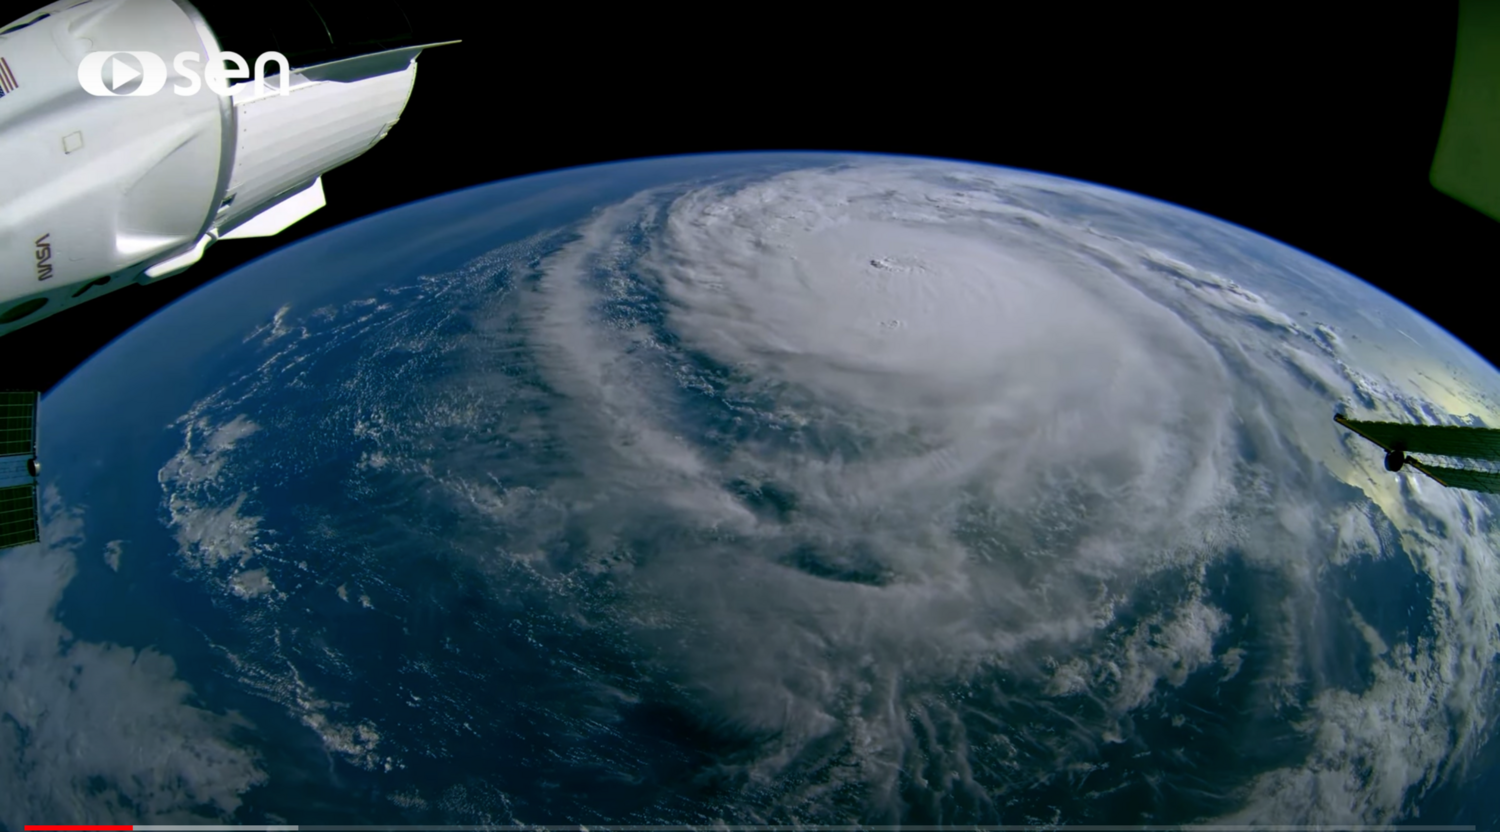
[109,55,140,90]
[76,50,167,96]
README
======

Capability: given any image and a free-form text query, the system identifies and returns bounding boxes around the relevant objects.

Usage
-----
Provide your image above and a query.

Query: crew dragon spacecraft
[0,0,458,336]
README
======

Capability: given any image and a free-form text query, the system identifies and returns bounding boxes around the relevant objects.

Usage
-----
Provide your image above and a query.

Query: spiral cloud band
[16,156,1489,826]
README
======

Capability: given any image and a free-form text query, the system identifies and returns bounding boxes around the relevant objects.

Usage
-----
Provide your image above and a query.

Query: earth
[2,153,1498,828]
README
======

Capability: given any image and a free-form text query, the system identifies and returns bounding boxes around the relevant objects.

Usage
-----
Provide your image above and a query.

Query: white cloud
[0,485,267,827]
[492,159,1498,822]
[94,155,1496,824]
[102,539,123,572]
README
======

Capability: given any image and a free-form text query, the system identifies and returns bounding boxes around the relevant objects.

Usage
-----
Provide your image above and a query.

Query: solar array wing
[1334,414,1500,462]
[0,391,40,550]
[0,483,38,548]
[1408,460,1500,494]
[0,390,37,458]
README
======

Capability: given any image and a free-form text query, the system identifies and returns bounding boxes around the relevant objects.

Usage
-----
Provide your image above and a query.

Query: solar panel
[1411,462,1500,494]
[1335,414,1500,462]
[0,390,37,458]
[0,483,38,548]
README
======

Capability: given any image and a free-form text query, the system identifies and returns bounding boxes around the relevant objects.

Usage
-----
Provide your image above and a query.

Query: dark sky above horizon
[4,3,1495,394]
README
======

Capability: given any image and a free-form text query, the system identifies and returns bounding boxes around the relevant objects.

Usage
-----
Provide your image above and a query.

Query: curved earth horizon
[1,152,1496,827]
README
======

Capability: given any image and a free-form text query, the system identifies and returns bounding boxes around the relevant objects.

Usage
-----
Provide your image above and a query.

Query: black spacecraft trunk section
[196,0,459,68]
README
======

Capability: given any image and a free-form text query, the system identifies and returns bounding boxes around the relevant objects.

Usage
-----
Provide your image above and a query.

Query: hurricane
[7,154,1498,828]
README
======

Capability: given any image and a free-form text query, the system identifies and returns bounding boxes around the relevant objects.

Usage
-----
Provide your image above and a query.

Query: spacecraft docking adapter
[0,0,458,336]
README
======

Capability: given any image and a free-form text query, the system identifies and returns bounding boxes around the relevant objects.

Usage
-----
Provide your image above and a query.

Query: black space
[2,3,1491,396]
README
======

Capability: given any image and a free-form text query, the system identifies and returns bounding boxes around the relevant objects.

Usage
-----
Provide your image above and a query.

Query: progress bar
[19,826,1484,831]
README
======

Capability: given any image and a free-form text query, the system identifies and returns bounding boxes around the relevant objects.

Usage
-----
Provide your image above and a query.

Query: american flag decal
[0,57,17,96]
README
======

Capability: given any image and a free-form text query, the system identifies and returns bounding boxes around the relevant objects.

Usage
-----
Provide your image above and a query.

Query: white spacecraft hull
[0,0,455,336]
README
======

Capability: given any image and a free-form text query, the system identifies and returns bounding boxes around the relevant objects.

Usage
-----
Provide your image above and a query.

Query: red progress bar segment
[25,828,297,831]
[25,827,297,831]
